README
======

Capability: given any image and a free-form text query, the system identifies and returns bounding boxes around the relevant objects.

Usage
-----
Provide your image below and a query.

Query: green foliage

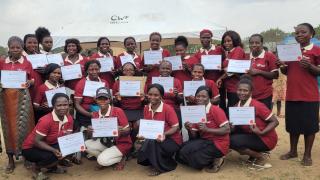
[259,28,289,43]
[0,46,8,56]
[314,24,320,39]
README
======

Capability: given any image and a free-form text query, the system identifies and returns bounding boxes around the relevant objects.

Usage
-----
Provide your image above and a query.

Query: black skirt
[22,144,59,167]
[137,138,180,173]
[124,109,143,122]
[285,101,319,135]
[176,139,223,170]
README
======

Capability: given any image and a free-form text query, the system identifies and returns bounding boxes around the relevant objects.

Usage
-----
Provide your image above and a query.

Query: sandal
[301,157,312,166]
[113,157,126,171]
[47,166,67,174]
[59,159,73,167]
[5,164,15,174]
[71,156,82,165]
[148,168,161,176]
[280,152,298,160]
[32,172,49,180]
[205,158,225,173]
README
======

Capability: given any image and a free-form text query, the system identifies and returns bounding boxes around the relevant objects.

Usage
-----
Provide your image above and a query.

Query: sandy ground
[1,106,320,180]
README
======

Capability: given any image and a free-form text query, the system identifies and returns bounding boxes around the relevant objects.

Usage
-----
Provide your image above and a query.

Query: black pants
[230,133,269,152]
[258,96,272,110]
[22,144,59,167]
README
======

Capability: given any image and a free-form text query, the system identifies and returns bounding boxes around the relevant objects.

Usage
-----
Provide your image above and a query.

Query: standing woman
[35,27,53,54]
[278,23,320,166]
[0,36,35,173]
[91,37,116,87]
[247,34,278,109]
[137,84,182,176]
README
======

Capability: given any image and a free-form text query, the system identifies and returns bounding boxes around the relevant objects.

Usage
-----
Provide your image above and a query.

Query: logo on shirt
[110,15,129,24]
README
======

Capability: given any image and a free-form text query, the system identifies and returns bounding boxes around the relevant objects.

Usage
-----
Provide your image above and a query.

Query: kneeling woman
[177,86,230,173]
[85,87,132,170]
[137,84,182,176]
[230,76,279,169]
[22,93,73,179]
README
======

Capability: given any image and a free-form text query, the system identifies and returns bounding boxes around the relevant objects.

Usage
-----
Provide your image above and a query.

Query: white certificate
[139,119,165,140]
[183,81,205,97]
[277,44,302,62]
[229,107,255,125]
[83,80,105,97]
[144,50,162,65]
[45,87,67,107]
[181,105,207,123]
[227,59,251,73]
[1,70,26,89]
[98,57,114,72]
[91,117,118,138]
[201,55,222,70]
[119,80,141,96]
[27,54,48,69]
[120,55,135,66]
[61,64,82,81]
[152,77,174,93]
[164,56,183,71]
[58,132,86,157]
[46,54,64,66]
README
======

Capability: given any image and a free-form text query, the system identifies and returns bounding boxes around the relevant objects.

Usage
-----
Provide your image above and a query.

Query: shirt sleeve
[211,106,229,127]
[35,117,51,136]
[165,105,179,127]
[74,79,85,98]
[33,85,45,105]
[115,108,129,129]
[256,102,273,121]
[268,52,279,72]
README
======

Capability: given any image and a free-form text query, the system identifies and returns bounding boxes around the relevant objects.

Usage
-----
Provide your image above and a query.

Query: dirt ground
[1,105,320,180]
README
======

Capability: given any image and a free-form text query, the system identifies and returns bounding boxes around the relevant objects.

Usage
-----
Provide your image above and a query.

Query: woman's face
[200,32,212,48]
[9,41,23,59]
[295,25,312,45]
[223,35,234,51]
[67,43,78,56]
[195,90,210,105]
[175,44,186,57]
[49,68,62,83]
[159,62,172,77]
[125,39,136,53]
[42,36,53,52]
[122,63,135,76]
[99,39,110,54]
[249,36,263,54]
[192,65,204,80]
[96,97,110,109]
[236,83,252,101]
[25,37,38,54]
[150,34,161,50]
[87,63,100,79]
[148,87,162,106]
[54,97,69,117]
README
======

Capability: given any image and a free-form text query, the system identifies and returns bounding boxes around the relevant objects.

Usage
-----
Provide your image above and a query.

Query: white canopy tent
[52,0,226,49]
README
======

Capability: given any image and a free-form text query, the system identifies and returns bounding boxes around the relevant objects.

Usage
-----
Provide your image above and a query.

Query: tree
[314,24,320,39]
[0,46,7,56]
[260,28,289,43]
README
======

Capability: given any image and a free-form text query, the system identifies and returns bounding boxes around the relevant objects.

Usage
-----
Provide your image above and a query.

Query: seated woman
[22,93,73,180]
[176,86,230,173]
[230,75,279,169]
[85,87,132,170]
[136,84,182,176]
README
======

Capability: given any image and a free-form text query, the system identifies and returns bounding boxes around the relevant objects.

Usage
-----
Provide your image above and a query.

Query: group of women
[0,22,319,179]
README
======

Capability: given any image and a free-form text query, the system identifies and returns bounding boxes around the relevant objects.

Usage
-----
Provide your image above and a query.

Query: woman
[0,36,35,173]
[22,93,73,179]
[85,87,132,170]
[33,63,63,122]
[277,23,320,166]
[91,37,116,87]
[176,86,230,173]
[137,84,182,176]
[247,34,278,109]
[230,75,279,169]
[272,72,287,117]
[35,27,53,54]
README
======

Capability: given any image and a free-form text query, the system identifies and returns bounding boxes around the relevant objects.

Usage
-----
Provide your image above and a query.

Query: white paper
[61,64,82,81]
[180,105,207,123]
[83,80,105,97]
[98,57,114,72]
[92,117,118,137]
[27,54,48,69]
[227,59,251,73]
[120,55,135,66]
[144,50,162,65]
[46,54,64,66]
[139,119,165,140]
[119,80,141,96]
[1,70,26,89]
[45,87,67,107]
[58,132,86,157]
[276,44,302,62]
[152,77,174,93]
[183,81,205,97]
[164,55,183,71]
[201,55,222,70]
[229,107,255,125]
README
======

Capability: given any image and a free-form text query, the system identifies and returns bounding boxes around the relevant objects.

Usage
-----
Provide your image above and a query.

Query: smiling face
[48,68,62,83]
[150,34,161,50]
[295,25,312,45]
[147,87,162,106]
[200,32,212,49]
[249,36,263,54]
[42,36,53,52]
[159,61,172,77]
[99,39,110,54]
[125,38,136,53]
[9,41,23,59]
[175,44,186,57]
[122,63,135,76]
[192,65,205,80]
[195,90,210,105]
[96,96,110,110]
[223,35,234,51]
[53,97,69,117]
[67,43,78,56]
[236,83,252,101]
[25,37,38,54]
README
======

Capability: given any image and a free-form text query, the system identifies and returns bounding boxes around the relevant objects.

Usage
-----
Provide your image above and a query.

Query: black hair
[64,38,82,53]
[35,27,51,44]
[147,83,165,97]
[221,30,242,49]
[44,63,60,79]
[149,32,162,41]
[84,60,101,73]
[238,74,253,91]
[174,36,189,48]
[195,85,212,99]
[23,34,38,52]
[249,34,264,44]
[52,93,69,107]
[123,36,136,46]
[192,63,205,72]
[297,23,316,37]
[120,62,142,76]
[97,37,110,47]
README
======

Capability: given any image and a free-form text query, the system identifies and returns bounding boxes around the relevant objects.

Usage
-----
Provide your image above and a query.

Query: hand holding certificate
[83,81,105,97]
[183,81,205,97]
[227,59,251,73]
[58,132,86,157]
[181,105,207,123]
[61,64,82,81]
[152,77,174,93]
[144,50,162,65]
[229,107,255,125]
[276,44,302,62]
[119,80,141,96]
[45,87,67,107]
[1,70,27,89]
[201,55,222,70]
[98,57,114,72]
[164,56,183,71]
[27,54,48,69]
[139,119,165,140]
[91,117,118,137]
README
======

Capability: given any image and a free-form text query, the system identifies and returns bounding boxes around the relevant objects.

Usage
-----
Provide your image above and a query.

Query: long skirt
[137,138,180,173]
[176,139,223,170]
[0,88,35,156]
